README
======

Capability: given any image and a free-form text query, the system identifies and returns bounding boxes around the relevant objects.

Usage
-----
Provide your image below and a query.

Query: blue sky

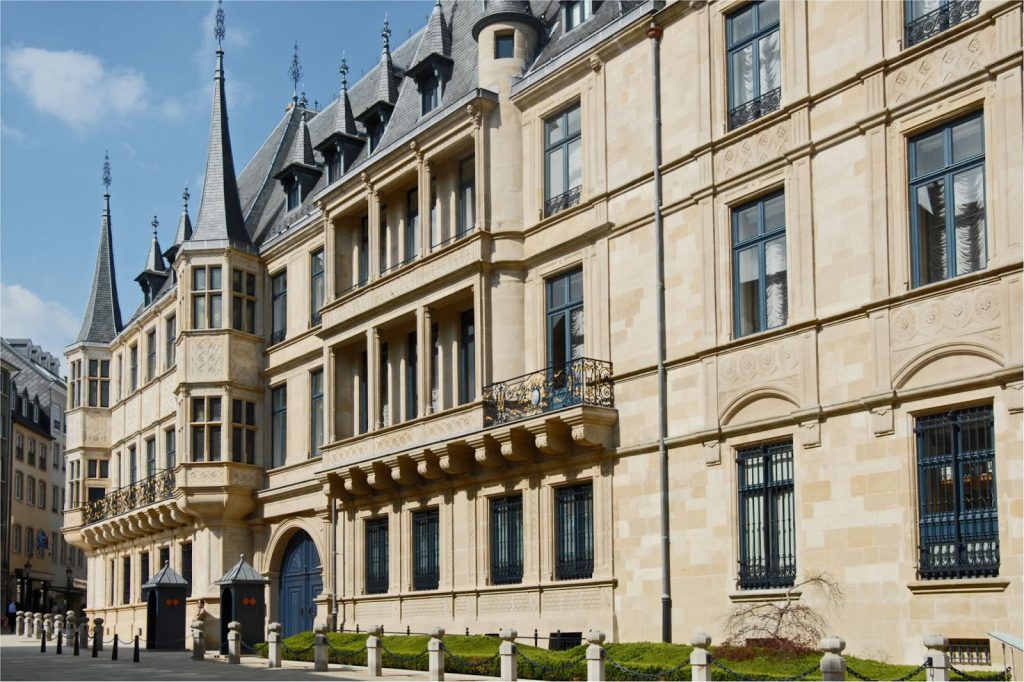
[1,1,433,367]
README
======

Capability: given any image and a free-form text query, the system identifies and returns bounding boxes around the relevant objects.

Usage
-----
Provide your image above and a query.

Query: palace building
[63,0,1022,663]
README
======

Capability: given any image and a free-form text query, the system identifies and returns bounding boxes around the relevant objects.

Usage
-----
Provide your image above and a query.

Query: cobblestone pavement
[0,633,494,681]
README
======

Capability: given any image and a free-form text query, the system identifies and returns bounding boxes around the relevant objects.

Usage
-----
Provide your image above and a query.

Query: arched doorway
[278,531,322,637]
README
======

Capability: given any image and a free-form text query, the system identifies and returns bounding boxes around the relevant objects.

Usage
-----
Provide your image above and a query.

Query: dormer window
[286,180,300,211]
[326,150,342,183]
[564,0,597,31]
[367,118,385,153]
[420,73,442,115]
[495,32,515,59]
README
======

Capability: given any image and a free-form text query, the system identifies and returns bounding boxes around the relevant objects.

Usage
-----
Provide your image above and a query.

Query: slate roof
[164,196,193,263]
[213,554,268,585]
[142,562,190,589]
[1,337,65,437]
[143,229,167,275]
[76,192,123,345]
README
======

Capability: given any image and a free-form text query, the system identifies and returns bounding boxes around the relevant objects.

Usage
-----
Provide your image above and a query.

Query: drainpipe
[330,496,338,630]
[647,20,671,644]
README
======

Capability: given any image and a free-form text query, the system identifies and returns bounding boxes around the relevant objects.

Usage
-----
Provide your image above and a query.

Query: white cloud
[1,120,26,140]
[1,283,79,368]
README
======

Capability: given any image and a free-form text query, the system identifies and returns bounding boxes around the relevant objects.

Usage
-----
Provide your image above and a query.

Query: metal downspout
[330,496,338,630]
[648,20,671,644]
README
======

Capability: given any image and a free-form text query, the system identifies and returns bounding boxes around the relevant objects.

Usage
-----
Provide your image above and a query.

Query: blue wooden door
[279,532,322,636]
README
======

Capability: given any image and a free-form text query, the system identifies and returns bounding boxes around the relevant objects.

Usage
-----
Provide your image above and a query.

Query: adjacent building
[63,0,1022,665]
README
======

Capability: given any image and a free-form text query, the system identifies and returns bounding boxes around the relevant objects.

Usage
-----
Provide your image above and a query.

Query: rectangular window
[146,329,157,381]
[140,551,150,587]
[564,0,591,31]
[737,441,796,589]
[733,192,787,337]
[909,113,986,287]
[12,526,21,554]
[430,323,440,413]
[379,342,390,427]
[379,207,389,274]
[457,156,475,237]
[916,406,998,579]
[231,400,257,464]
[165,315,177,368]
[310,370,324,458]
[109,559,115,606]
[39,444,47,470]
[365,517,389,594]
[405,189,419,264]
[88,459,97,478]
[420,73,440,115]
[726,0,781,130]
[191,265,222,330]
[115,354,122,400]
[544,104,582,217]
[905,0,981,48]
[406,332,417,422]
[287,181,300,211]
[412,509,440,591]
[28,440,36,467]
[271,271,287,345]
[232,270,257,334]
[555,483,594,580]
[15,433,23,460]
[159,547,170,573]
[52,485,59,513]
[27,476,36,505]
[459,309,475,404]
[327,151,341,183]
[100,460,109,478]
[191,396,222,462]
[358,216,370,287]
[122,556,131,604]
[130,345,138,392]
[181,542,193,596]
[165,428,176,470]
[495,32,514,59]
[145,437,156,477]
[14,471,23,500]
[490,494,524,585]
[547,268,585,380]
[37,481,46,509]
[359,351,369,435]
[88,359,111,407]
[310,250,325,326]
[129,445,137,485]
[271,385,287,468]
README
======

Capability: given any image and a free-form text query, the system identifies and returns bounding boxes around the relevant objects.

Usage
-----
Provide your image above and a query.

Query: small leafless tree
[723,573,843,649]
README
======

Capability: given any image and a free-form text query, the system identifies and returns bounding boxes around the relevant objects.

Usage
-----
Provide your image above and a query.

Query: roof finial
[289,41,303,104]
[182,185,190,209]
[339,52,349,91]
[214,0,225,50]
[151,215,159,237]
[382,13,392,51]
[102,151,111,193]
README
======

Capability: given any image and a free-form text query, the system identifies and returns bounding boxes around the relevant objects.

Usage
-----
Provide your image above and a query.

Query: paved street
[0,633,492,681]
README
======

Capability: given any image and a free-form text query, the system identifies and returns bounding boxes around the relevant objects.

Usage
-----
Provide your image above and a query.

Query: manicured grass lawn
[254,632,1007,681]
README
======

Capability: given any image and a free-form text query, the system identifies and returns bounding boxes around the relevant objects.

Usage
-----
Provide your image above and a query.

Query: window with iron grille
[948,639,991,666]
[412,509,440,591]
[905,0,980,48]
[490,495,523,585]
[365,517,389,594]
[916,406,998,579]
[737,441,796,589]
[908,112,985,288]
[544,105,582,217]
[181,542,192,596]
[726,0,781,130]
[555,483,594,580]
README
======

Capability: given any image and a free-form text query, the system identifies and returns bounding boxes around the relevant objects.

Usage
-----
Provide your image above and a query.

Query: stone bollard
[26,613,34,638]
[54,614,64,642]
[586,630,606,682]
[366,625,384,678]
[690,633,712,682]
[79,620,90,651]
[499,628,518,682]
[34,613,42,639]
[227,621,242,664]
[16,611,24,636]
[313,623,329,672]
[65,612,76,643]
[191,619,206,661]
[820,636,847,682]
[43,614,52,641]
[428,626,446,681]
[267,622,282,669]
[925,635,950,682]
[93,618,104,653]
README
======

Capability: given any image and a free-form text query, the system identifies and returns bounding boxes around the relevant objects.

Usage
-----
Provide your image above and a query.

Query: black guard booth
[141,562,189,650]
[214,554,268,655]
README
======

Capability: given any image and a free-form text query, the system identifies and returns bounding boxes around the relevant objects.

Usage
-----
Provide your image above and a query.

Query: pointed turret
[472,0,542,40]
[315,55,364,181]
[136,216,168,306]
[410,0,452,72]
[356,17,400,152]
[163,187,193,263]
[191,0,251,247]
[76,153,124,345]
[274,109,322,210]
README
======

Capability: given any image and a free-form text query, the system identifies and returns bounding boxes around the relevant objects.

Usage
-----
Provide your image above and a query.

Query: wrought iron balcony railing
[483,357,614,427]
[83,469,176,525]
[905,0,979,48]
[544,185,582,218]
[738,558,797,590]
[728,87,782,130]
[310,310,322,327]
[919,537,1000,580]
[270,328,286,346]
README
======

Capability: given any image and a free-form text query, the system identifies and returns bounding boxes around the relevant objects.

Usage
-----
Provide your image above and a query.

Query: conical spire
[164,186,193,262]
[373,15,399,106]
[333,55,358,136]
[191,0,251,246]
[288,110,316,168]
[413,0,451,66]
[144,216,166,274]
[76,152,124,344]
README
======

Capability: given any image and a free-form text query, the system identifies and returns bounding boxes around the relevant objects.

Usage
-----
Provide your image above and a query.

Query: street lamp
[65,566,73,609]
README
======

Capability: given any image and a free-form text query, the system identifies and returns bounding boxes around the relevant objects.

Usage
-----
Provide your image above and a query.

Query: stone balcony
[319,359,617,498]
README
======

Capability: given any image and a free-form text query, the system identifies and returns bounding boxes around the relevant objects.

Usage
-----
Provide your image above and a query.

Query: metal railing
[270,329,286,346]
[83,469,175,525]
[544,185,582,218]
[483,357,613,427]
[729,87,782,130]
[905,0,980,47]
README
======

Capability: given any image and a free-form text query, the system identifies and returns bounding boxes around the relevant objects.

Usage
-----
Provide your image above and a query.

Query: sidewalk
[0,632,506,681]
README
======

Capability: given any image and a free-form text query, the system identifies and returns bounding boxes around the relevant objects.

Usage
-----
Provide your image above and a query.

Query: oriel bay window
[490,494,524,585]
[231,269,256,333]
[310,249,325,326]
[726,0,781,130]
[544,104,582,217]
[733,192,787,337]
[191,396,222,462]
[231,399,256,464]
[310,370,323,458]
[412,508,440,591]
[909,113,986,287]
[271,270,287,345]
[88,359,110,407]
[916,406,999,579]
[365,517,389,595]
[271,385,287,468]
[191,265,223,330]
[737,441,796,589]
[555,483,594,580]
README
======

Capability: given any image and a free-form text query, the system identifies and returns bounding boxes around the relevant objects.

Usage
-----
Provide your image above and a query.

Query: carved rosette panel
[231,468,261,488]
[888,34,986,106]
[83,413,107,447]
[189,337,224,380]
[890,285,1002,374]
[718,121,790,180]
[717,337,802,408]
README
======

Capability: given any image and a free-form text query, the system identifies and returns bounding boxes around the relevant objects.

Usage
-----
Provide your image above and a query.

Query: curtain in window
[953,167,985,275]
[909,0,943,20]
[570,308,585,360]
[765,237,787,329]
[758,30,781,94]
[917,180,948,284]
[731,45,755,107]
